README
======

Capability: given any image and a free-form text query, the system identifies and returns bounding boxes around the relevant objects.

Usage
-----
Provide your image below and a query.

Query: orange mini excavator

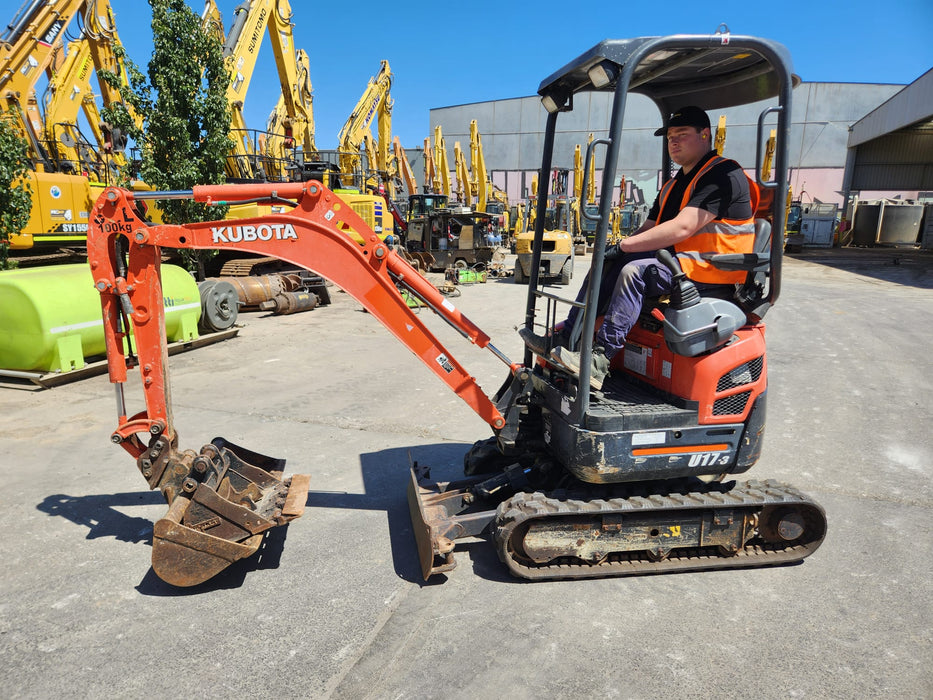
[88,31,826,586]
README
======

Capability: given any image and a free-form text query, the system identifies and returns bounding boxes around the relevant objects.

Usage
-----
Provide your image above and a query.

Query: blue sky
[105,0,932,149]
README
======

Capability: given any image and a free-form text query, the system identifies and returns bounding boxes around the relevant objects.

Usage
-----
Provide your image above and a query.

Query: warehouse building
[428,81,910,209]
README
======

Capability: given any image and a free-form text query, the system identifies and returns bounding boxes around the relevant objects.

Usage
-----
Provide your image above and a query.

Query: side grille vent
[716,356,764,392]
[713,390,751,416]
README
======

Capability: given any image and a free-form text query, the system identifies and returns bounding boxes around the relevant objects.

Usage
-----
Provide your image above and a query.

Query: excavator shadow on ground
[35,442,510,594]
[36,489,292,595]
[309,443,512,586]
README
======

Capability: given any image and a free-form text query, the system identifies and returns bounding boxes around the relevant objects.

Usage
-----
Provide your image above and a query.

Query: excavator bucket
[147,438,310,587]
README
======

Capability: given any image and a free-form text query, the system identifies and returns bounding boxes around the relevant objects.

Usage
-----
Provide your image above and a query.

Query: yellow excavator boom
[469,119,486,211]
[200,0,224,42]
[454,141,472,205]
[423,137,436,194]
[714,114,727,156]
[337,60,392,181]
[42,39,98,173]
[394,136,417,197]
[265,2,315,157]
[762,129,776,182]
[433,125,450,198]
[1,0,87,167]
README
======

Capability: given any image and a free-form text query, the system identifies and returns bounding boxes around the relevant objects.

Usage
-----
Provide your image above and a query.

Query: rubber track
[494,479,826,580]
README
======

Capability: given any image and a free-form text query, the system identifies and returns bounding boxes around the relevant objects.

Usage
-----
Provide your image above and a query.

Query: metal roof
[848,68,933,148]
[844,68,933,193]
[536,34,797,116]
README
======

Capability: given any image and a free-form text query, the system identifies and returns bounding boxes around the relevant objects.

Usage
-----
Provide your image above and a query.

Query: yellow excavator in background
[380,135,416,232]
[0,0,85,167]
[372,85,393,197]
[2,0,144,252]
[332,60,394,241]
[220,0,284,181]
[393,136,417,199]
[214,0,377,239]
[572,134,599,250]
[42,40,106,181]
[517,173,539,235]
[200,0,224,40]
[454,141,471,206]
[262,46,316,180]
[336,59,392,185]
[433,125,451,198]
[758,129,801,252]
[422,136,436,194]
[714,114,727,155]
[513,162,574,285]
[51,0,141,177]
[220,0,322,185]
[468,120,485,210]
[469,119,510,240]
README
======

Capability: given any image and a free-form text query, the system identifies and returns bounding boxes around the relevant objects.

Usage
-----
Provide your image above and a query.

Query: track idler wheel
[758,505,810,543]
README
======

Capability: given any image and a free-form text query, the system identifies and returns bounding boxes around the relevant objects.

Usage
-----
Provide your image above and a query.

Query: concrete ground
[1,247,931,699]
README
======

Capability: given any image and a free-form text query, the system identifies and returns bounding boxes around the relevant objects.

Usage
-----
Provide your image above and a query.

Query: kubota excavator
[87,31,826,587]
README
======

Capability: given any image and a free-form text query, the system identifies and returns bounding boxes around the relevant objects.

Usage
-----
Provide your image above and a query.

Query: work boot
[518,326,567,356]
[549,346,610,389]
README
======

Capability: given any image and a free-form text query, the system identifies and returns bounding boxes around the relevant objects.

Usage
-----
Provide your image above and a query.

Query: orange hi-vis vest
[656,155,759,285]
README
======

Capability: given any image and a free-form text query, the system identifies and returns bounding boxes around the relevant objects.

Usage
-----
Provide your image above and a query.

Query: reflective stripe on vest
[658,155,756,285]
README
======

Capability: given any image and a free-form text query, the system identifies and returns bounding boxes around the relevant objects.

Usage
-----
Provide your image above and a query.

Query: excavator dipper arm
[87,180,512,586]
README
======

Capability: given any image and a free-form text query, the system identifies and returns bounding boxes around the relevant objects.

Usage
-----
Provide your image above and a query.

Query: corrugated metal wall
[429,83,904,206]
[849,130,933,191]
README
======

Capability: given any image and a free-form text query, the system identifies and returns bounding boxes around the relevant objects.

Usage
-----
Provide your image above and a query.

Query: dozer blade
[149,438,310,587]
[407,463,498,580]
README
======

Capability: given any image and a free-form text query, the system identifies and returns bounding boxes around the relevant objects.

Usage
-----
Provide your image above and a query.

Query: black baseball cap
[654,106,711,136]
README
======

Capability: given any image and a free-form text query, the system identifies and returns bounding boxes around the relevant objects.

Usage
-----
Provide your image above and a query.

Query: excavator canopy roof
[537,33,798,116]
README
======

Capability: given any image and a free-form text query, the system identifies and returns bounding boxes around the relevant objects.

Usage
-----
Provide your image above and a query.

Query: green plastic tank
[0,264,200,373]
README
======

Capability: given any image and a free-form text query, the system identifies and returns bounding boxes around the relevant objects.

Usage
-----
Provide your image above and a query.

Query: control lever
[656,249,700,309]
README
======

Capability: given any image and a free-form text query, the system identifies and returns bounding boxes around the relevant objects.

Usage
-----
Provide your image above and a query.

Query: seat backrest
[735,218,773,321]
[753,218,772,256]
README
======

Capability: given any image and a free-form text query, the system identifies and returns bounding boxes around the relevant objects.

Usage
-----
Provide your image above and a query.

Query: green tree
[0,112,33,270]
[100,0,232,278]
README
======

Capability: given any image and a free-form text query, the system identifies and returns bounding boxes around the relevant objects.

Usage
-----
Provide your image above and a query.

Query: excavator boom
[454,141,471,205]
[264,3,316,160]
[41,0,135,181]
[87,180,513,585]
[394,136,417,197]
[1,0,86,169]
[433,125,450,198]
[337,60,392,178]
[3,0,144,250]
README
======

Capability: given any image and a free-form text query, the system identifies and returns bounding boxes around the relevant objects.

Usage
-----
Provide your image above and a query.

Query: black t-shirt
[648,150,752,224]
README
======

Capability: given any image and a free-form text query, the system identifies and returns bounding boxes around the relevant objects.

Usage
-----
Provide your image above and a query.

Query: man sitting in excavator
[521,105,757,387]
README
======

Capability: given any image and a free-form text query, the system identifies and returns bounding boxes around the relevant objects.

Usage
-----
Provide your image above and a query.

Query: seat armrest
[706,252,770,272]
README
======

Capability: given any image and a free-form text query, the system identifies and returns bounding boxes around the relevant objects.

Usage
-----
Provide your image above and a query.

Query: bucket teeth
[149,438,310,587]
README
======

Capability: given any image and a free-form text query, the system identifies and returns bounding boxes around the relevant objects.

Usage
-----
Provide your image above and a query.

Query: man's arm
[619,206,716,254]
